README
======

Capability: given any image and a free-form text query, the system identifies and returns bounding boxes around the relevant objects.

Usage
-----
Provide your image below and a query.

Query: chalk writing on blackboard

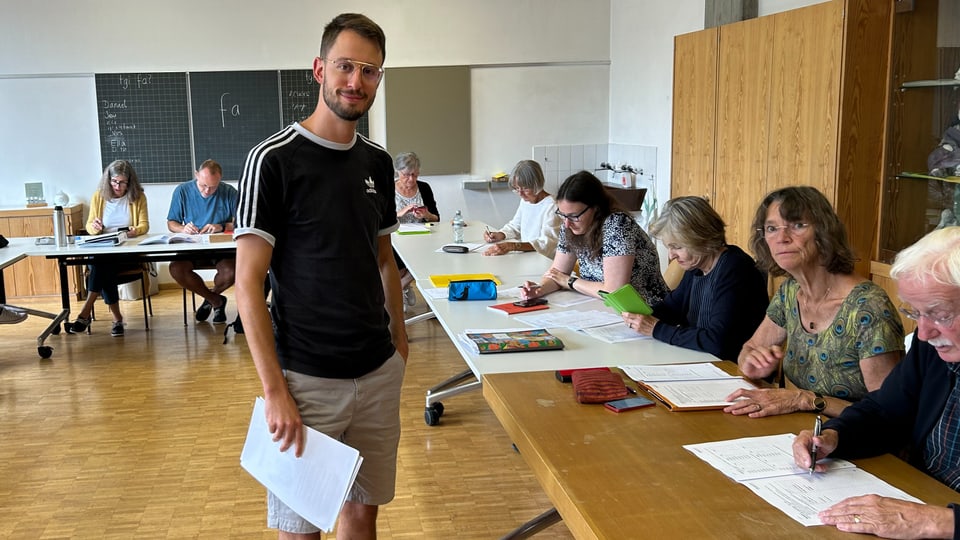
[95,72,192,183]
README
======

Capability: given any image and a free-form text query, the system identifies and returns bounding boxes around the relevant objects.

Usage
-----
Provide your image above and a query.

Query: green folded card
[599,283,652,315]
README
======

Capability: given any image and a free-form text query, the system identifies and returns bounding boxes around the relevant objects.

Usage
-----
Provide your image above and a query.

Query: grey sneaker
[111,321,124,337]
[212,295,228,324]
[403,286,417,308]
[0,307,27,324]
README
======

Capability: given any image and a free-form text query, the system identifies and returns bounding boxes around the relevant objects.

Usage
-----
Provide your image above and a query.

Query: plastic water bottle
[52,205,67,247]
[452,210,465,243]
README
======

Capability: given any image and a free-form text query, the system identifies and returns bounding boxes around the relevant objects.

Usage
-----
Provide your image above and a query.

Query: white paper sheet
[684,433,923,527]
[581,323,651,343]
[683,433,855,482]
[642,378,756,408]
[743,468,923,527]
[620,363,735,382]
[240,397,363,533]
[515,309,622,330]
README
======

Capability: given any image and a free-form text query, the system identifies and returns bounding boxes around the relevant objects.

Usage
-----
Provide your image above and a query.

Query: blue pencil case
[448,279,497,301]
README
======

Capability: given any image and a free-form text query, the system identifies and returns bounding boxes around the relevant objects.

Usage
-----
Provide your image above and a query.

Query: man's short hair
[891,226,960,288]
[197,159,222,176]
[319,13,386,62]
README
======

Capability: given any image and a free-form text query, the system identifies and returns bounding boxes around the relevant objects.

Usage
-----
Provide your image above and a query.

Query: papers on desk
[240,397,363,533]
[638,378,757,410]
[515,309,622,331]
[396,223,431,235]
[580,323,650,343]
[139,233,209,245]
[620,363,735,383]
[543,289,595,307]
[75,231,127,247]
[684,434,923,526]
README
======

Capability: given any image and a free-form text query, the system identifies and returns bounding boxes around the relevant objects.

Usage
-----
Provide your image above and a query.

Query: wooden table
[483,369,959,539]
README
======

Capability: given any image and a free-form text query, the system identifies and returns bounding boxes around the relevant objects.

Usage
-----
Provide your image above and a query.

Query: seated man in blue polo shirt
[166,159,239,323]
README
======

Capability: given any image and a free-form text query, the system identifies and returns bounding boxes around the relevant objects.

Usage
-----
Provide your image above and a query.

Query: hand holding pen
[793,418,838,473]
[483,226,504,243]
[183,221,199,235]
[809,415,822,474]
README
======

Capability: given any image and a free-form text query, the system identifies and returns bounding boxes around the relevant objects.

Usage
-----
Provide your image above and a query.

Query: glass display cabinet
[879,0,960,263]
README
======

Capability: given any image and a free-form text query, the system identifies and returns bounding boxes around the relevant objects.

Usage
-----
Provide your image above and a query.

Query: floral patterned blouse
[557,212,668,304]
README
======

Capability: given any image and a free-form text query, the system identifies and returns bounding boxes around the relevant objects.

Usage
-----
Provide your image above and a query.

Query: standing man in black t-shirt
[234,13,407,539]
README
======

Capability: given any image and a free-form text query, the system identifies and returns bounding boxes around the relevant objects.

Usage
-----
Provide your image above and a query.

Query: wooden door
[714,16,775,252]
[671,27,718,201]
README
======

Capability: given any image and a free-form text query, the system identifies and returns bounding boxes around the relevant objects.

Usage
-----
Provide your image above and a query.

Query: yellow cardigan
[86,191,150,236]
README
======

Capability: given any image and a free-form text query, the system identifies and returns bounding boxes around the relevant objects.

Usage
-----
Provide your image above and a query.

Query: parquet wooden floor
[0,289,573,539]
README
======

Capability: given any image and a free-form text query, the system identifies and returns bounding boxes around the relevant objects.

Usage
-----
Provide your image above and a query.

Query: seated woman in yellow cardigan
[65,160,149,337]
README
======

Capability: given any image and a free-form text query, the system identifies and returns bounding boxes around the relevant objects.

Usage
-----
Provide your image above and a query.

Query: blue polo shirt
[166,180,239,229]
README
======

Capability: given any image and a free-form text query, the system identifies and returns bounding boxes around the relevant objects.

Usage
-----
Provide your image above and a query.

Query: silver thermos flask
[53,205,67,247]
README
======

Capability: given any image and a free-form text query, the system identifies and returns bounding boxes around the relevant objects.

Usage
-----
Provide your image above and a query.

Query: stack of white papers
[240,398,363,533]
[620,363,755,410]
[620,363,736,383]
[684,434,923,526]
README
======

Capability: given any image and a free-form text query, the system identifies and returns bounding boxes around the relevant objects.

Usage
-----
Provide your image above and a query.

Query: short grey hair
[891,226,960,288]
[649,196,726,257]
[394,152,421,175]
[511,160,545,192]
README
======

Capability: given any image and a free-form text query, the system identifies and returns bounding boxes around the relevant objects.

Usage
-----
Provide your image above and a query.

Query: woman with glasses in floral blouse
[519,170,667,304]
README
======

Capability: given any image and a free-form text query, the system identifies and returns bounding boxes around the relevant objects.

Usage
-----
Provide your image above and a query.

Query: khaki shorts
[267,352,405,534]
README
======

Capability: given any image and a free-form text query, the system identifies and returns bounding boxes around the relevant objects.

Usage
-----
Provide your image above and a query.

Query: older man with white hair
[793,226,960,539]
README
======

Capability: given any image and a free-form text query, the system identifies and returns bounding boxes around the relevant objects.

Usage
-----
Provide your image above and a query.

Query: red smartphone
[604,396,655,413]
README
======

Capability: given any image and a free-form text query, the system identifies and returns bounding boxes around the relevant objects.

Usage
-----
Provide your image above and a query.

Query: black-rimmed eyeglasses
[555,207,591,223]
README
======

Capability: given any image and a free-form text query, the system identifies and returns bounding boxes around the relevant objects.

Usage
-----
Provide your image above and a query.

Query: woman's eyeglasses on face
[757,222,810,237]
[324,58,384,84]
[511,185,533,193]
[898,303,957,328]
[110,177,129,187]
[555,207,591,223]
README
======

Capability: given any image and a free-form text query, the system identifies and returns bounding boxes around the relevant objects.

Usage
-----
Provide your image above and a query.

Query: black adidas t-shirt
[236,124,398,378]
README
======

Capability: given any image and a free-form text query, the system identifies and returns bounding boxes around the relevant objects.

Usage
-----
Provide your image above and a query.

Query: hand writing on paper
[792,428,838,472]
[483,229,505,243]
[91,217,104,233]
[183,222,200,235]
[520,280,544,300]
[818,494,954,539]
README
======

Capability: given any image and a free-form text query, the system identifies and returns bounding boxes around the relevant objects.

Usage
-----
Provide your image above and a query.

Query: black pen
[809,415,822,474]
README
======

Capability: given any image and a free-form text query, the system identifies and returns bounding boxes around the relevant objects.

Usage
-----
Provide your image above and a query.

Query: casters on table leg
[424,402,444,426]
[51,324,61,335]
[38,346,53,359]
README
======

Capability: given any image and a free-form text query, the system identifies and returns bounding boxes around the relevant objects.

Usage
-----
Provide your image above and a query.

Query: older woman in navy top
[622,196,768,360]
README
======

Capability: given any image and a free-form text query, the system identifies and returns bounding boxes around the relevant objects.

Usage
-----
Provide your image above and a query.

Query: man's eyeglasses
[757,222,810,237]
[110,177,129,187]
[324,58,384,84]
[898,303,957,328]
[555,207,591,223]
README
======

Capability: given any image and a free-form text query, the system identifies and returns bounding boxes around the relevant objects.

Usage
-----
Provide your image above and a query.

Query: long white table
[392,221,716,426]
[8,235,236,358]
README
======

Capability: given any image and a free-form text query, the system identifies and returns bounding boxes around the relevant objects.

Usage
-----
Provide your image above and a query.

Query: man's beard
[322,80,369,121]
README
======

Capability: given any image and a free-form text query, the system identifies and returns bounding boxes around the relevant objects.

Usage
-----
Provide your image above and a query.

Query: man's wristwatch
[567,276,578,291]
[813,392,826,413]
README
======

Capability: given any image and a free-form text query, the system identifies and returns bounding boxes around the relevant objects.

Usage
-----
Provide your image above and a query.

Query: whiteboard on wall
[0,75,103,207]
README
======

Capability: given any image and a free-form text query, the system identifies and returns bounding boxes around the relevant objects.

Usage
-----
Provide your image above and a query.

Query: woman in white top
[482,160,561,258]
[65,160,149,337]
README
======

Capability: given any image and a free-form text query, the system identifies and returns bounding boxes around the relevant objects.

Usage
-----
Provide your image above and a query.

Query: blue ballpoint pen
[809,415,822,474]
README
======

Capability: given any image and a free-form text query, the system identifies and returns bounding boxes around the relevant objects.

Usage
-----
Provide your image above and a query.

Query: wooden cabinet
[0,204,84,298]
[671,0,892,278]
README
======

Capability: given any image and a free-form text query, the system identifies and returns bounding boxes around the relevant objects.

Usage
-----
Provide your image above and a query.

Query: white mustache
[927,338,955,348]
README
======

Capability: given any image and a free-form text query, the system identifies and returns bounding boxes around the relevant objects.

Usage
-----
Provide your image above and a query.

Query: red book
[486,301,550,315]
